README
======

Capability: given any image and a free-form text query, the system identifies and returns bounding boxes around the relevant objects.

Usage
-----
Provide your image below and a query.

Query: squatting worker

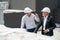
[21,7,40,32]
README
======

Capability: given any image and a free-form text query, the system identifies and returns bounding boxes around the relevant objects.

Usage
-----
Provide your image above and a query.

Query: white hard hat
[24,7,33,13]
[41,7,51,13]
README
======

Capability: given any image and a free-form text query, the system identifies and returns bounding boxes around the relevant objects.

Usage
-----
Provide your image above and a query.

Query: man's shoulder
[22,15,26,19]
[41,16,54,20]
[48,16,55,21]
[49,16,54,19]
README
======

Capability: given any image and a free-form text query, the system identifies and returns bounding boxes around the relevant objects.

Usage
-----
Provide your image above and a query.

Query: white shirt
[21,14,40,29]
[43,16,48,30]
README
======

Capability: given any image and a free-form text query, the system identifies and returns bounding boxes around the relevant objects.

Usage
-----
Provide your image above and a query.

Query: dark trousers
[27,28,36,32]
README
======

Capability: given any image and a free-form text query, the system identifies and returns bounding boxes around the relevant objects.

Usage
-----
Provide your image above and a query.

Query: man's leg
[27,28,36,32]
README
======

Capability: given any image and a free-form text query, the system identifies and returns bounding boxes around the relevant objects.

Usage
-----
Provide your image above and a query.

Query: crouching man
[34,7,56,36]
[21,7,40,32]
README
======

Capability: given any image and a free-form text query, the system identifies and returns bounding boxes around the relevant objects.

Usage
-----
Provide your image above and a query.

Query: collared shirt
[43,16,48,30]
[21,14,40,29]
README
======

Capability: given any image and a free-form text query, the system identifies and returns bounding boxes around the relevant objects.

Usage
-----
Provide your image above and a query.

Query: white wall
[2,0,36,10]
[10,0,35,10]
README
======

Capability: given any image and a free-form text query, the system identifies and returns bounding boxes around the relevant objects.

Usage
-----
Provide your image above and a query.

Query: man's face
[27,13,31,16]
[42,12,48,17]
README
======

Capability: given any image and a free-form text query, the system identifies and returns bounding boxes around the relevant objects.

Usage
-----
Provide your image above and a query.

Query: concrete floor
[0,25,60,40]
[53,28,60,40]
[36,28,60,40]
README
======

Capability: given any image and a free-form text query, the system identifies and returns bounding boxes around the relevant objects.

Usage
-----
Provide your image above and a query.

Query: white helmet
[41,7,51,13]
[24,7,33,13]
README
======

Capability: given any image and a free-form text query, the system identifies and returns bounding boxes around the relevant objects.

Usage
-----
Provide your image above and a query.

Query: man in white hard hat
[34,7,56,36]
[21,7,40,32]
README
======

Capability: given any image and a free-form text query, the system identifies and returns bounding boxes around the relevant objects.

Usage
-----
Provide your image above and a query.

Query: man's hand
[31,10,36,12]
[35,13,39,18]
[33,10,36,12]
[43,29,49,33]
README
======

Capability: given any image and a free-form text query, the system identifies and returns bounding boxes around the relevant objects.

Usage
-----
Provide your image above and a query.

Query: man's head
[24,7,33,16]
[41,7,50,17]
[26,12,31,16]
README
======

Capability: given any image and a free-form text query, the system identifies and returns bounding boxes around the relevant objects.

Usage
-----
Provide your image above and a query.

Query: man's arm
[49,17,56,30]
[34,18,42,33]
[34,13,40,22]
[21,17,25,28]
